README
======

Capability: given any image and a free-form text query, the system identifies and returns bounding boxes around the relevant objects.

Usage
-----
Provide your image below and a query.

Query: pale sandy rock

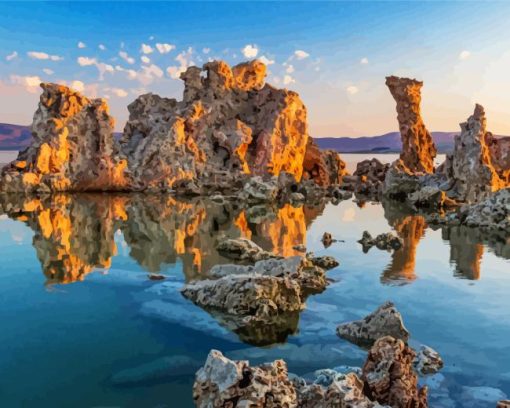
[362,336,428,408]
[459,187,510,231]
[386,76,436,174]
[216,237,276,262]
[337,302,410,347]
[193,350,298,407]
[1,83,128,192]
[413,345,444,375]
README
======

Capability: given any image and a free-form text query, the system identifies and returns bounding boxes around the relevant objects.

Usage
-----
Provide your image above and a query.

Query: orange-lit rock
[121,59,309,191]
[1,83,128,192]
[447,104,509,203]
[386,76,436,174]
[302,137,348,187]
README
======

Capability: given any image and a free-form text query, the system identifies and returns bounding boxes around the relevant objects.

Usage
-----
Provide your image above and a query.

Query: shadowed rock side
[2,60,350,193]
[386,76,436,174]
[302,137,348,187]
[1,84,128,192]
[444,104,509,203]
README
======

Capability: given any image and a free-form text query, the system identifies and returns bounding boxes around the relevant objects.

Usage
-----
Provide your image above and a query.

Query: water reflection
[0,194,508,288]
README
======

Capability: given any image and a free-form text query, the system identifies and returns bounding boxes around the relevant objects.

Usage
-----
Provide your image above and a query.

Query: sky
[2,1,510,136]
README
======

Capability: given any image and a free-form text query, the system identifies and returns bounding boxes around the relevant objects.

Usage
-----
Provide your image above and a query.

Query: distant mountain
[0,123,33,150]
[315,131,460,154]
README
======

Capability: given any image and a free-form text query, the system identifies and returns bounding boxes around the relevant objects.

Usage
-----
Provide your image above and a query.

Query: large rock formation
[386,76,436,174]
[2,60,345,194]
[1,84,128,192]
[446,104,509,203]
[120,60,309,191]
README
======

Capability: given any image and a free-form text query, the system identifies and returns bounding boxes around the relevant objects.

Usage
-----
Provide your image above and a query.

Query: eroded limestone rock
[386,76,436,174]
[303,137,348,187]
[413,345,444,375]
[459,187,510,231]
[216,237,277,263]
[358,231,403,253]
[336,301,410,347]
[362,336,428,408]
[1,83,128,192]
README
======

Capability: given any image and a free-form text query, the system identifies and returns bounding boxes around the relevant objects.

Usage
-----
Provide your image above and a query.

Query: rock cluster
[1,60,346,194]
[216,237,276,263]
[362,336,428,408]
[342,158,389,198]
[336,302,410,347]
[1,83,128,192]
[459,187,510,231]
[358,231,403,252]
[386,76,436,174]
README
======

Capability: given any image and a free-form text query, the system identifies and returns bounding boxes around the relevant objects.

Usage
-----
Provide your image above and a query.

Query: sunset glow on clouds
[2,2,510,135]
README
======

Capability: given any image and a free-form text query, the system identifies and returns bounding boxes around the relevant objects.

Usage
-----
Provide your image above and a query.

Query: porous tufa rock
[193,350,297,407]
[303,137,348,187]
[1,83,129,192]
[216,237,277,263]
[448,104,509,203]
[413,345,444,375]
[337,301,410,347]
[386,76,436,174]
[362,336,428,408]
[459,187,510,231]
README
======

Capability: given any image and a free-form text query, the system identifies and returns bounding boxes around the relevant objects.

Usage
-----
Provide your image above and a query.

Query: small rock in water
[498,400,510,408]
[216,238,276,263]
[292,244,307,252]
[321,232,335,247]
[148,274,166,281]
[358,230,403,252]
[413,345,444,375]
[336,301,410,347]
[308,254,339,270]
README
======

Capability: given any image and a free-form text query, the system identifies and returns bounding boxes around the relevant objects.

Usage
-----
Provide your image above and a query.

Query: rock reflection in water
[443,226,484,280]
[0,194,317,285]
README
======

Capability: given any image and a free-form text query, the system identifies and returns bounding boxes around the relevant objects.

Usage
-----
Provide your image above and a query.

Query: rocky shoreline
[0,59,509,406]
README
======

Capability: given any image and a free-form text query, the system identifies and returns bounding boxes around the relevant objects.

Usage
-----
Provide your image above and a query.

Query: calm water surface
[0,154,509,407]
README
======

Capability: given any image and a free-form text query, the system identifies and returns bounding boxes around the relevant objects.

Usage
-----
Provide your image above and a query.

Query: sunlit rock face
[120,59,309,190]
[386,76,437,174]
[447,105,509,203]
[1,84,128,192]
[302,137,348,187]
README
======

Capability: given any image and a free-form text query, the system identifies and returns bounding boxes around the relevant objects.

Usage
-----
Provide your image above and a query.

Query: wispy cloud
[104,87,128,97]
[166,47,194,79]
[70,80,85,92]
[155,43,175,54]
[346,85,359,95]
[140,43,154,54]
[99,44,106,51]
[141,55,151,64]
[77,57,114,79]
[283,74,295,85]
[360,57,369,64]
[27,51,63,61]
[10,75,41,93]
[6,51,18,61]
[42,68,54,75]
[459,50,471,60]
[242,44,258,58]
[119,51,135,64]
[258,55,275,65]
[294,50,310,60]
[78,41,86,49]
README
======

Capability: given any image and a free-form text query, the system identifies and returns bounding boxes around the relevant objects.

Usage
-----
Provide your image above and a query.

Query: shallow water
[0,192,509,407]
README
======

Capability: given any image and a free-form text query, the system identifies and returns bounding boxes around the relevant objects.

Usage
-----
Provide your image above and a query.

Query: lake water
[0,155,509,407]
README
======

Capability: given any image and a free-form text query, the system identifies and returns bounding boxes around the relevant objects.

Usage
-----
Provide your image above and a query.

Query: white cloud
[138,64,164,85]
[42,68,54,75]
[71,80,85,92]
[166,48,194,79]
[286,64,294,74]
[242,44,258,58]
[119,51,135,65]
[77,56,97,66]
[202,47,211,54]
[27,51,63,61]
[294,50,310,60]
[258,55,275,65]
[360,57,369,64]
[283,75,295,85]
[6,51,18,61]
[155,43,175,54]
[10,75,42,93]
[141,43,154,54]
[346,85,359,95]
[459,50,471,60]
[115,65,138,80]
[105,87,128,97]
[99,44,106,51]
[78,41,86,49]
[141,55,151,64]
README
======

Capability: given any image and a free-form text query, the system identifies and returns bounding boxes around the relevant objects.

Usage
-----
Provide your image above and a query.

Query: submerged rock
[193,349,297,407]
[362,336,428,408]
[336,301,410,347]
[358,231,403,252]
[386,76,436,174]
[413,345,444,375]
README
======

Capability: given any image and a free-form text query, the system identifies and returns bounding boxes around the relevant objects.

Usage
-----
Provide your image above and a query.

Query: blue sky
[2,1,510,136]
